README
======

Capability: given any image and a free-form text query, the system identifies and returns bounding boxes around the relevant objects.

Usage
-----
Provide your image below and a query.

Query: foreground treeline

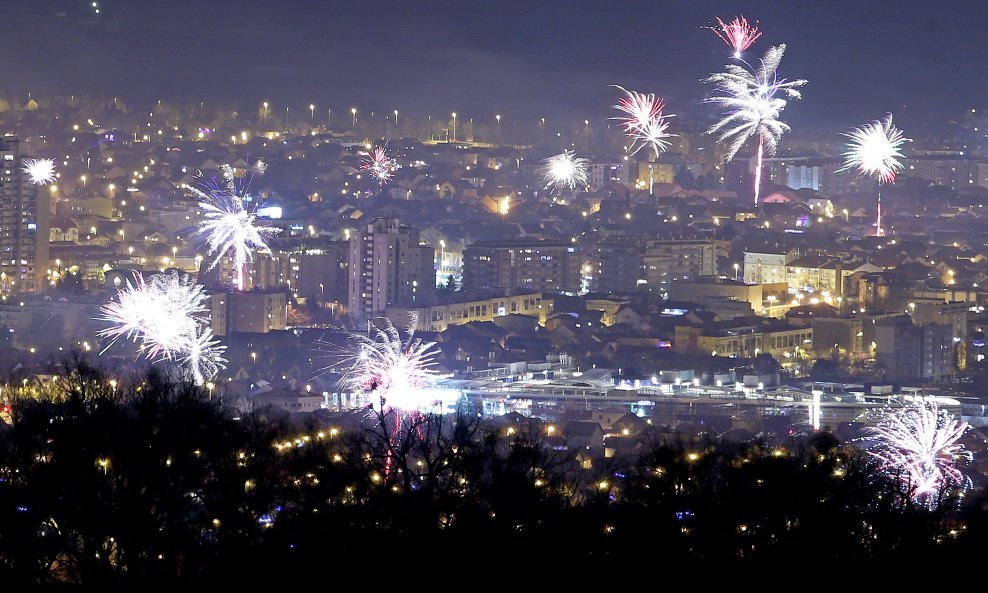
[0,365,986,586]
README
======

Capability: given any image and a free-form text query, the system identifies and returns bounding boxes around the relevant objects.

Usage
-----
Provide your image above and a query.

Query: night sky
[5,1,988,131]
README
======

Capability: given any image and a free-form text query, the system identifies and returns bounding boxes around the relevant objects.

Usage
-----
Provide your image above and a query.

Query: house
[564,421,604,453]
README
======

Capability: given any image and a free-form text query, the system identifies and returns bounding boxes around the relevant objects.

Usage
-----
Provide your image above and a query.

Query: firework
[840,115,909,236]
[611,86,677,158]
[360,147,398,184]
[706,16,761,59]
[541,150,589,192]
[253,158,268,175]
[865,402,971,507]
[192,165,279,290]
[841,115,909,184]
[704,44,806,204]
[97,271,225,385]
[180,326,227,386]
[340,315,455,412]
[22,158,56,186]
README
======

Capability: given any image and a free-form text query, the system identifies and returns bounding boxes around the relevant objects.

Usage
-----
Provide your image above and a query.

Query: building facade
[462,241,582,295]
[348,218,435,323]
[641,239,715,294]
[387,291,544,332]
[0,138,50,295]
[211,290,288,335]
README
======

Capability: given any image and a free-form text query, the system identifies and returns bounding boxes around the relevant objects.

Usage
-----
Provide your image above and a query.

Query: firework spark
[340,315,455,412]
[97,271,225,385]
[706,16,762,59]
[192,165,279,290]
[841,115,910,184]
[866,402,971,507]
[704,44,806,204]
[360,147,398,184]
[611,86,677,158]
[253,158,268,175]
[22,158,56,186]
[541,150,589,192]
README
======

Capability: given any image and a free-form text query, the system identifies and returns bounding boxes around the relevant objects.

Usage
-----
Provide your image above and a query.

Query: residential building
[388,291,544,332]
[348,218,435,323]
[462,240,582,295]
[641,239,715,293]
[591,239,641,293]
[743,247,798,285]
[674,318,813,364]
[588,160,628,191]
[211,290,288,335]
[0,138,50,294]
[667,277,763,307]
[875,315,954,382]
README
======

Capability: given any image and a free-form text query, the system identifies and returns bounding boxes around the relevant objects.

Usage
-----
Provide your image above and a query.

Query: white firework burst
[192,165,279,290]
[180,326,227,386]
[253,158,268,175]
[866,402,971,507]
[22,158,56,186]
[840,115,910,184]
[703,44,806,162]
[97,271,225,385]
[541,150,589,192]
[339,314,456,412]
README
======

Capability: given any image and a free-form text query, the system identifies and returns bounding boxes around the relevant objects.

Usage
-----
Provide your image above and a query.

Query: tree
[674,166,696,190]
[810,358,842,382]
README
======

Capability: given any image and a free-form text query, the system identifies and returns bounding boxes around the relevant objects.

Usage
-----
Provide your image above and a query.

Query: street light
[451,112,457,142]
[319,282,325,305]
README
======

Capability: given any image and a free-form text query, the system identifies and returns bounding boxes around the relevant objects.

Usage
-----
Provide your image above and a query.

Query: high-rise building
[210,290,288,335]
[348,218,435,323]
[875,315,954,382]
[592,239,641,293]
[462,240,582,295]
[641,239,715,293]
[250,239,349,305]
[0,138,50,295]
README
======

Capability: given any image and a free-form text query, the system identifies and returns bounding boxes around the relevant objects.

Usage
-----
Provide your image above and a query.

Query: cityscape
[3,1,988,583]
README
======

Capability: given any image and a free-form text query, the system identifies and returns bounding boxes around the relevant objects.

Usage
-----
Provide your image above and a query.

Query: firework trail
[192,164,279,290]
[841,115,910,236]
[865,402,971,508]
[706,16,761,59]
[541,150,589,192]
[703,44,806,205]
[22,158,56,186]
